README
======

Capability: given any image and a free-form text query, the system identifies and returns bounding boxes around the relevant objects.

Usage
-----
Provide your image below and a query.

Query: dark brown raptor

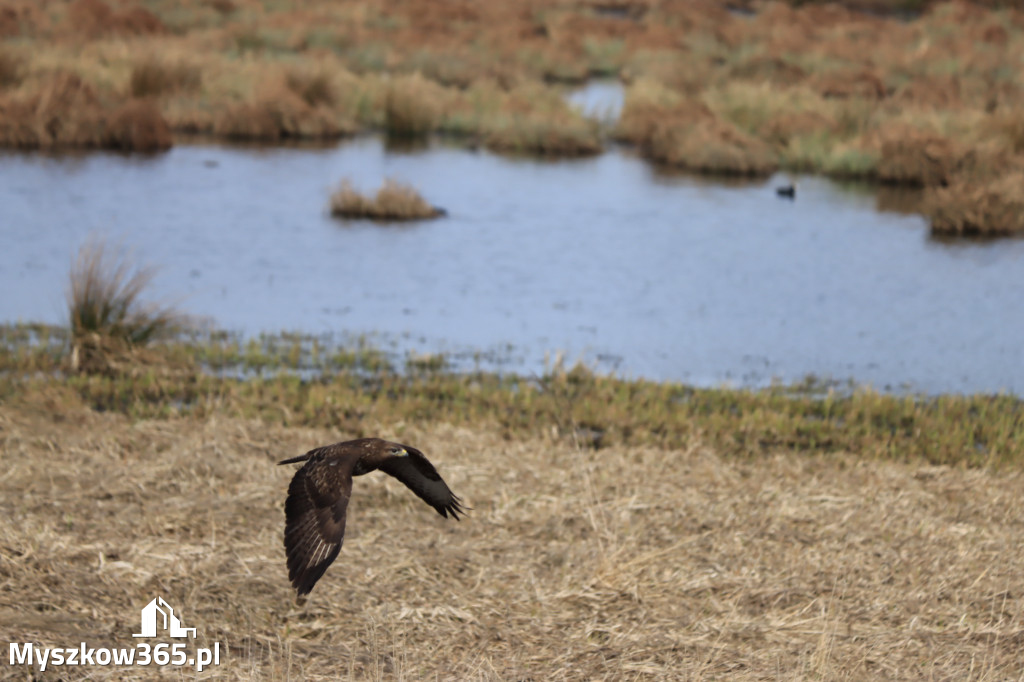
[278,438,466,598]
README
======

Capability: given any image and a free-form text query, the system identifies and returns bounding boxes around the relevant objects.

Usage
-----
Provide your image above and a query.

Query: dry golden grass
[66,239,185,374]
[2,398,1023,680]
[330,180,446,221]
[877,129,963,187]
[617,82,778,176]
[0,48,24,89]
[2,0,1024,227]
[384,73,442,139]
[483,113,603,157]
[0,70,173,151]
[128,56,201,99]
[925,171,1024,237]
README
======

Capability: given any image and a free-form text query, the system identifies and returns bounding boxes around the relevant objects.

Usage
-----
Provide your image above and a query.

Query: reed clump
[0,71,174,151]
[285,68,338,109]
[876,128,963,187]
[647,116,778,176]
[483,113,602,156]
[0,71,106,149]
[0,48,25,89]
[215,79,353,141]
[66,239,186,375]
[384,73,442,139]
[104,99,173,151]
[618,82,777,176]
[330,179,446,221]
[129,56,201,98]
[925,171,1024,238]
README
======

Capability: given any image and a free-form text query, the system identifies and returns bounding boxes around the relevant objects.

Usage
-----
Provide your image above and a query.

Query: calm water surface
[3,138,1023,394]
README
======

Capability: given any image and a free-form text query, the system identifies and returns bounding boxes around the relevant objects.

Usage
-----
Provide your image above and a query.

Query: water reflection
[566,80,625,123]
[2,137,1023,395]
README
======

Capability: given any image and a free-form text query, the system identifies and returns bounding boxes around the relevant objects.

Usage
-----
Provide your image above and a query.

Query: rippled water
[3,138,1023,394]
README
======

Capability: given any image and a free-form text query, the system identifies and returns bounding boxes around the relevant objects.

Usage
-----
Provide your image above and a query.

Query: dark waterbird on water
[278,438,467,601]
[776,181,797,199]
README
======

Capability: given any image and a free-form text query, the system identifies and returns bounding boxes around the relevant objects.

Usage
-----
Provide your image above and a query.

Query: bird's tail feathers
[278,452,312,465]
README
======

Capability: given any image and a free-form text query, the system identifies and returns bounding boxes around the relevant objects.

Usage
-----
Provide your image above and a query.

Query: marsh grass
[285,68,338,109]
[66,239,187,374]
[925,171,1024,237]
[0,48,25,89]
[330,179,446,221]
[0,69,174,151]
[215,79,352,141]
[877,130,962,187]
[483,113,602,157]
[4,326,1023,470]
[616,81,778,175]
[384,73,441,138]
[128,55,201,98]
[4,0,1024,224]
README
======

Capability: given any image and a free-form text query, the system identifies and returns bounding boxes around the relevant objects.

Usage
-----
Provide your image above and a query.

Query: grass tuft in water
[329,179,446,221]
[66,238,187,374]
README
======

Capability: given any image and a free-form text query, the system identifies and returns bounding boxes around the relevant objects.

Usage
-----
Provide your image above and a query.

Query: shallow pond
[3,138,1023,394]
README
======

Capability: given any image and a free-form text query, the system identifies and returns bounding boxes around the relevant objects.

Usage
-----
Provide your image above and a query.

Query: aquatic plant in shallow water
[66,238,187,374]
[330,179,446,221]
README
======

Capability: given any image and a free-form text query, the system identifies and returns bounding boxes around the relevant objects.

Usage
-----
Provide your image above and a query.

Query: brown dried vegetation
[330,179,446,221]
[1,394,1024,679]
[0,71,173,151]
[66,0,165,39]
[926,171,1024,237]
[1,0,1023,230]
[129,57,201,99]
[617,83,777,176]
[66,239,186,375]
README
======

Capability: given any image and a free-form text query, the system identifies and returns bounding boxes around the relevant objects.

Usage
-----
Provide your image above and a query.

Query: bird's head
[353,439,410,475]
[386,444,409,457]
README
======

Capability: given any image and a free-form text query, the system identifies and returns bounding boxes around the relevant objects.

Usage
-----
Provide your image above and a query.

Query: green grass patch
[2,325,1022,469]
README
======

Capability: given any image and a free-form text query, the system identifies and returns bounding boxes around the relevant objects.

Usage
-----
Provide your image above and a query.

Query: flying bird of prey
[278,438,466,599]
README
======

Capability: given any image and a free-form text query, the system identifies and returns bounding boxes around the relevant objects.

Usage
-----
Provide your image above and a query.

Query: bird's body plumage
[279,438,465,598]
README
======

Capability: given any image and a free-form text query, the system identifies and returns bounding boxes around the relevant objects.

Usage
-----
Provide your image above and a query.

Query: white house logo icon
[133,597,197,639]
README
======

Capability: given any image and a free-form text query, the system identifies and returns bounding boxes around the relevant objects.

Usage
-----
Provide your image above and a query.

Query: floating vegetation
[330,179,447,221]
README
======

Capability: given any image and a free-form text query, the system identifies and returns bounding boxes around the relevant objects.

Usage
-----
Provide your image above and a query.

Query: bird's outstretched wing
[378,447,467,520]
[280,450,353,597]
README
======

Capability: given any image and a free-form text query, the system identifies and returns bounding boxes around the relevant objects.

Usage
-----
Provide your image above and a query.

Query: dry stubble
[1,403,1022,680]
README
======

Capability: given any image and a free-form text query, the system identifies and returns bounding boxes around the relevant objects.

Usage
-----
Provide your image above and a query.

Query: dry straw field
[2,389,1024,680]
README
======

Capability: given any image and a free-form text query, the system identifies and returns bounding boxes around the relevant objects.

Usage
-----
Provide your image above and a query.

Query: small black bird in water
[278,438,466,600]
[776,182,797,199]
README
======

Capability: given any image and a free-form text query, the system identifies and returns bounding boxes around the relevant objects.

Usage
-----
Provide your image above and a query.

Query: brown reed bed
[128,55,201,99]
[66,238,188,375]
[617,82,777,176]
[483,113,603,157]
[330,179,446,221]
[384,73,441,139]
[925,171,1024,237]
[2,0,1023,229]
[0,71,172,151]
